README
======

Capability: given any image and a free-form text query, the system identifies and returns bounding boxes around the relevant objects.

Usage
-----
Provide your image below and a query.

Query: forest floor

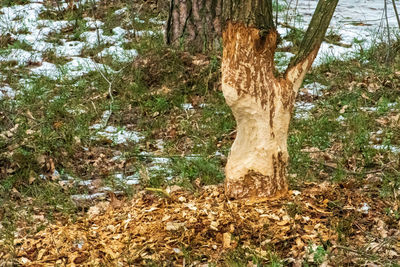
[0,0,400,265]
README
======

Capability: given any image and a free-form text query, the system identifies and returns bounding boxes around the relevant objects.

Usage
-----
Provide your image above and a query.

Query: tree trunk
[222,0,338,199]
[165,0,222,52]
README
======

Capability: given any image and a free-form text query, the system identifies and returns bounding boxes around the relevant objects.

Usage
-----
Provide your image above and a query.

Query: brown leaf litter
[13,183,400,265]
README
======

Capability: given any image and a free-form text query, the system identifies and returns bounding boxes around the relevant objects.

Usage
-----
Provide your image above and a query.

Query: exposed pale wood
[222,22,290,198]
[222,0,337,199]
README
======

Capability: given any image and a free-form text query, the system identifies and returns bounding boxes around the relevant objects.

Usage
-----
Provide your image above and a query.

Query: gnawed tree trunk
[165,0,222,52]
[222,0,338,199]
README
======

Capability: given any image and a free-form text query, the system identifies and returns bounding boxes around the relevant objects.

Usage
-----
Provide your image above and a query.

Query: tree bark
[222,0,338,199]
[165,0,222,52]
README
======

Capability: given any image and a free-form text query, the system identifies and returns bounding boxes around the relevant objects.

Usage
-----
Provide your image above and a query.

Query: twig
[93,60,128,128]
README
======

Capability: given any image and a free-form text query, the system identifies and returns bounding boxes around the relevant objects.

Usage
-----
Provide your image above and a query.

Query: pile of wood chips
[14,182,400,265]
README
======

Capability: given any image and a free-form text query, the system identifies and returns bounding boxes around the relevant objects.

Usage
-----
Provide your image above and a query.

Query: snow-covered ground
[0,0,143,98]
[278,0,400,65]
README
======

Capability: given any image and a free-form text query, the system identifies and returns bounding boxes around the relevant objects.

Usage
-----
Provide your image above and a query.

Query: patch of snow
[300,82,328,97]
[78,0,101,5]
[0,3,71,47]
[74,239,85,250]
[148,165,165,171]
[114,173,140,185]
[372,144,400,154]
[0,3,44,35]
[292,190,301,196]
[55,40,85,57]
[136,152,174,178]
[128,30,157,37]
[99,186,113,192]
[336,115,345,122]
[39,169,60,180]
[97,46,138,62]
[66,107,86,115]
[151,157,171,165]
[26,20,72,42]
[71,192,107,201]
[0,85,16,99]
[31,41,54,52]
[294,101,315,120]
[38,20,72,32]
[360,106,377,112]
[182,103,193,110]
[313,43,353,66]
[155,139,165,151]
[101,110,112,126]
[125,179,139,185]
[275,52,294,72]
[114,7,128,16]
[358,203,370,214]
[111,155,123,162]
[149,18,165,25]
[83,17,104,30]
[114,173,124,180]
[360,103,397,112]
[61,57,115,79]
[18,78,35,91]
[280,0,400,65]
[90,111,111,129]
[91,125,144,144]
[279,39,293,48]
[133,17,145,24]
[0,49,42,66]
[214,151,224,157]
[181,103,207,110]
[90,123,103,130]
[112,27,127,37]
[80,29,127,48]
[78,180,92,186]
[31,62,61,80]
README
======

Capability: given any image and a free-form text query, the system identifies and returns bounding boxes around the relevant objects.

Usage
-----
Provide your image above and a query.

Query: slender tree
[222,0,338,199]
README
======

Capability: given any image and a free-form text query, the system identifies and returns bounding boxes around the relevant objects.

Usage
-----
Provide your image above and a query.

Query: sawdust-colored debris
[13,183,400,265]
